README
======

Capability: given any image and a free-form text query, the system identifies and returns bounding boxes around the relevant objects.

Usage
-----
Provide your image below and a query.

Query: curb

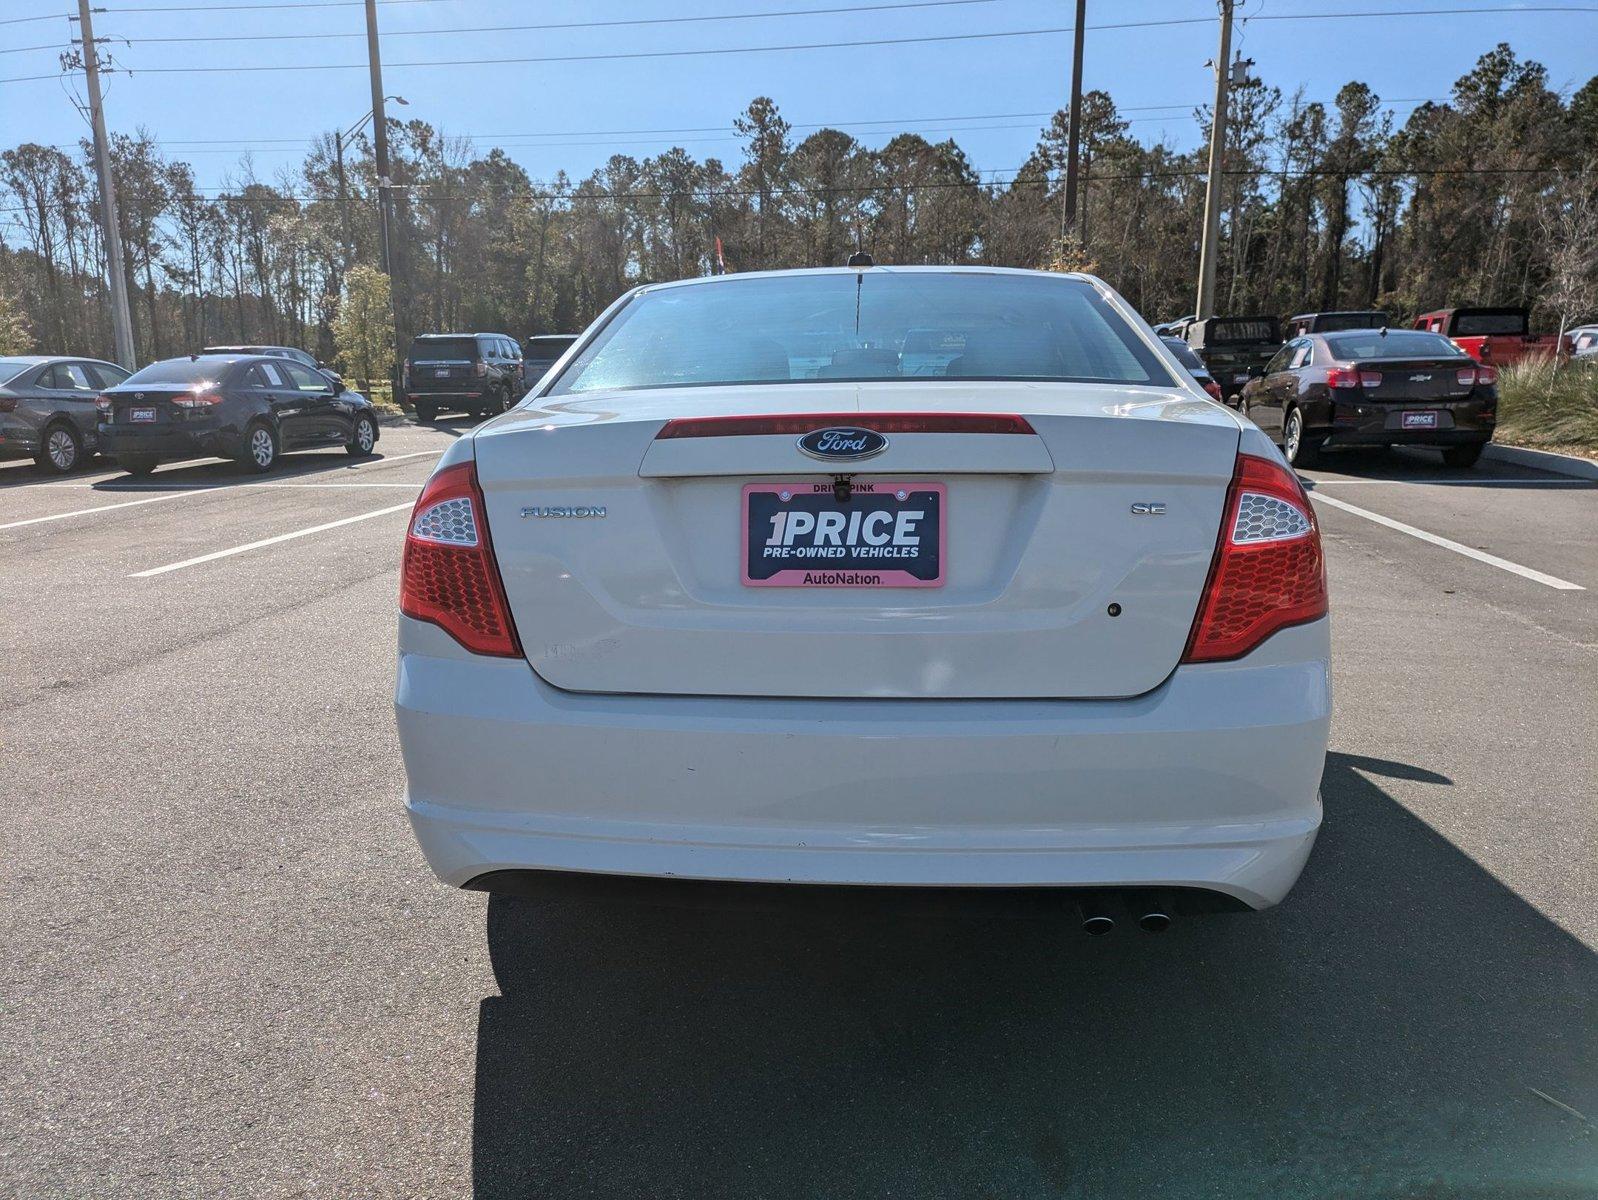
[1483,443,1598,480]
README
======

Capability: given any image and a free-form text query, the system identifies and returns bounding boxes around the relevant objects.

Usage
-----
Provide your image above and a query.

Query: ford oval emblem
[797,426,888,461]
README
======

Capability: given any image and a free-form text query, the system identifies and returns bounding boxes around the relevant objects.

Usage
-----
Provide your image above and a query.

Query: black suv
[404,333,526,422]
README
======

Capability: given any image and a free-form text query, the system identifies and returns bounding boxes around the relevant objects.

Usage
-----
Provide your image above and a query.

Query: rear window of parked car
[409,337,479,361]
[0,358,37,385]
[1327,331,1466,360]
[550,273,1173,394]
[1453,312,1527,336]
[122,359,234,385]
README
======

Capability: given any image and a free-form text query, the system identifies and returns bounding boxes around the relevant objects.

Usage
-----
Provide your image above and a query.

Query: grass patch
[1495,359,1598,455]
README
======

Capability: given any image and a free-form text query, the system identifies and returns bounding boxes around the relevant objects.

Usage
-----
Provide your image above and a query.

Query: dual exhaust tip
[1077,893,1173,935]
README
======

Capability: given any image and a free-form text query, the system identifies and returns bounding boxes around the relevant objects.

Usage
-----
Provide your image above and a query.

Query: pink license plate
[742,481,946,588]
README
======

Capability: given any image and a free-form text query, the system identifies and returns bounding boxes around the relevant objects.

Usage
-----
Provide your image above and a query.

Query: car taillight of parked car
[1203,379,1224,402]
[95,393,113,414]
[172,391,224,409]
[473,360,488,377]
[1476,364,1497,386]
[1182,452,1328,664]
[399,461,521,658]
[0,395,16,413]
[1326,367,1382,389]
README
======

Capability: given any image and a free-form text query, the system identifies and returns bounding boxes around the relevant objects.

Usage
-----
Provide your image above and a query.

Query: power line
[94,0,1006,45]
[8,6,1592,84]
[92,0,470,11]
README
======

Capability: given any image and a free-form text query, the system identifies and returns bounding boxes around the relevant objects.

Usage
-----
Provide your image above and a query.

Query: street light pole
[1195,0,1235,321]
[333,96,403,272]
[76,0,136,369]
[364,0,404,402]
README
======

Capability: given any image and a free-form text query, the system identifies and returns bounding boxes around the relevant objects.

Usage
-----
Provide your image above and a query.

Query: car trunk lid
[1355,358,1476,402]
[472,383,1242,700]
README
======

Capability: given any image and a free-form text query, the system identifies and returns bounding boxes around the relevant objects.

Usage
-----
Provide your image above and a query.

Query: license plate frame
[742,481,946,588]
[130,407,156,423]
[1401,410,1440,430]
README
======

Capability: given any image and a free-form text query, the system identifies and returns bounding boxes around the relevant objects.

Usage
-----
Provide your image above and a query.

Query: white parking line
[0,488,225,531]
[33,481,421,491]
[1309,478,1593,488]
[1310,492,1585,591]
[131,502,414,578]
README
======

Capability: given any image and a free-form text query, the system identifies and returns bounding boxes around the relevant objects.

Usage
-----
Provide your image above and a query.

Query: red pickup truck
[1412,307,1565,366]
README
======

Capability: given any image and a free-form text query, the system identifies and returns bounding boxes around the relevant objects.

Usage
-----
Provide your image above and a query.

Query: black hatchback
[1240,328,1497,468]
[98,354,380,477]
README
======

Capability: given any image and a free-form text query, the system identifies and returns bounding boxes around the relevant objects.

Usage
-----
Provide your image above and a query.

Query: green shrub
[1495,359,1598,451]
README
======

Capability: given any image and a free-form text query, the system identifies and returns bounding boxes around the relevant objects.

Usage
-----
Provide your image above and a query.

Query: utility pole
[1060,0,1087,251]
[364,0,404,398]
[1194,0,1234,321]
[76,0,136,369]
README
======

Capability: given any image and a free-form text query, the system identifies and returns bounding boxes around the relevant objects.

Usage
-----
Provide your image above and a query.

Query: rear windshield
[1161,338,1206,371]
[0,358,37,385]
[524,336,576,359]
[1312,313,1387,333]
[121,359,234,385]
[549,272,1172,394]
[409,337,479,361]
[1453,311,1527,336]
[1208,319,1280,344]
[1327,331,1467,360]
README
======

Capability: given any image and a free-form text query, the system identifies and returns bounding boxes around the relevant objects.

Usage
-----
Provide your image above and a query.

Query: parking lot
[2,428,1594,1197]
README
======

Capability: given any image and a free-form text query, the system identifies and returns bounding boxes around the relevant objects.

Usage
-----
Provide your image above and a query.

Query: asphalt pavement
[1,429,1593,1198]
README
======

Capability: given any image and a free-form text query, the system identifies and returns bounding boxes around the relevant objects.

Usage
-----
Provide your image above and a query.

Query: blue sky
[0,0,1592,196]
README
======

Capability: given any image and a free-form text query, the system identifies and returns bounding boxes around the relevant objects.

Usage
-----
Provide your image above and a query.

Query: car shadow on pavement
[1303,445,1596,488]
[470,752,1596,1200]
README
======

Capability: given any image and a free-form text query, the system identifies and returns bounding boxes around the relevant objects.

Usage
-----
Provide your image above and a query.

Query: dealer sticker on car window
[742,481,946,588]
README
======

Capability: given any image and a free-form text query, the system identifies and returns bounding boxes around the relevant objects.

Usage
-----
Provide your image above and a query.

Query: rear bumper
[98,422,245,460]
[396,617,1331,909]
[1315,400,1495,447]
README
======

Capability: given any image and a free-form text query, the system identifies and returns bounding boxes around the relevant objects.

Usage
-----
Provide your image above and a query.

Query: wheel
[1282,407,1322,468]
[497,387,514,414]
[1441,441,1485,469]
[346,413,377,457]
[241,421,279,473]
[36,422,82,474]
[415,402,436,423]
[118,455,158,477]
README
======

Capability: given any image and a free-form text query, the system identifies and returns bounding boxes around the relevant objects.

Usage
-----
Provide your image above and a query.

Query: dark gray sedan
[0,355,132,473]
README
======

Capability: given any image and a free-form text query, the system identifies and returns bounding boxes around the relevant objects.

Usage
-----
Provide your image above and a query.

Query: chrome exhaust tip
[1077,896,1115,936]
[1137,909,1172,933]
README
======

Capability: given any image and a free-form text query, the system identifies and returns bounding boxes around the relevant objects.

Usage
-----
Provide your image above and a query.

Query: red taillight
[473,359,488,377]
[1475,364,1497,385]
[0,395,16,414]
[399,460,522,657]
[1359,369,1382,389]
[1455,367,1477,387]
[655,412,1036,438]
[172,391,223,409]
[95,393,113,413]
[1325,367,1360,389]
[1181,452,1328,664]
[1203,379,1224,402]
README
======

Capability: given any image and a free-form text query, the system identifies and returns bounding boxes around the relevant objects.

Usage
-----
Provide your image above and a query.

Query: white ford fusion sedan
[395,266,1330,925]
